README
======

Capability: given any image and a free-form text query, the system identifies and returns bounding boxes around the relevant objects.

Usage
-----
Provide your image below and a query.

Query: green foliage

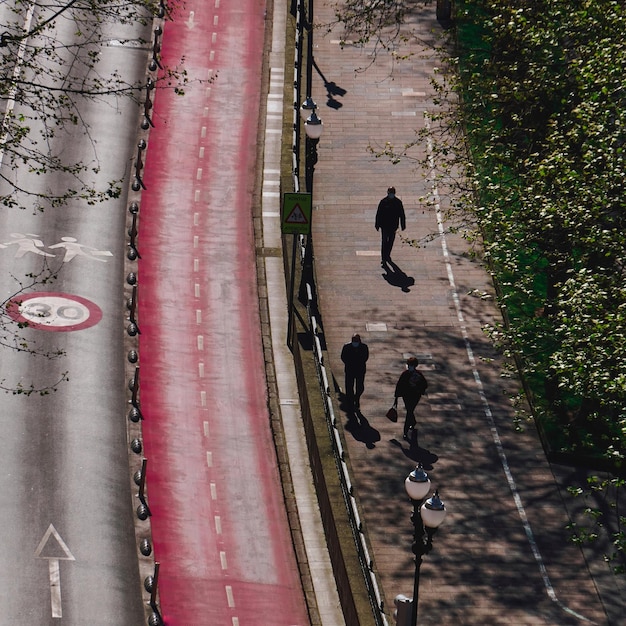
[567,475,626,575]
[444,0,626,463]
[451,0,626,572]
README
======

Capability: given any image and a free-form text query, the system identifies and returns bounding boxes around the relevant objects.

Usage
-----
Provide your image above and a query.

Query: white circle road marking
[6,292,102,332]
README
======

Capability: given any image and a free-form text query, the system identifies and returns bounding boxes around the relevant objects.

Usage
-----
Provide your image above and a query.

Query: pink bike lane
[137,1,310,624]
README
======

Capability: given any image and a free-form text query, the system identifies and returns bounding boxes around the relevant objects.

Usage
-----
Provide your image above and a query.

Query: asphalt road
[136,0,311,624]
[0,6,151,624]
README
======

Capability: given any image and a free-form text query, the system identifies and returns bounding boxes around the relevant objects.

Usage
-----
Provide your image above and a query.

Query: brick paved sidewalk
[307,3,625,624]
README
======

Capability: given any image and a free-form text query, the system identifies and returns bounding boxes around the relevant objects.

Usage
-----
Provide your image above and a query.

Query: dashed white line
[225,585,235,607]
[194,258,199,271]
[195,283,200,297]
[197,335,204,350]
[199,147,205,158]
[199,362,205,378]
[215,516,222,534]
[220,552,228,570]
[201,126,207,138]
[193,235,199,248]
[200,390,207,406]
[203,420,209,437]
[196,168,203,180]
[206,451,213,467]
[210,482,217,499]
[194,189,200,202]
[194,212,199,225]
[196,309,202,323]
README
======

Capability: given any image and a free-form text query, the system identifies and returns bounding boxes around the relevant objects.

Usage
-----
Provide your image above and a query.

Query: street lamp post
[299,0,323,194]
[297,0,322,303]
[303,111,322,193]
[402,465,447,626]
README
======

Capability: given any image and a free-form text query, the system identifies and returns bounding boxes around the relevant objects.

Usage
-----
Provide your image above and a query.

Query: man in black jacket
[375,186,406,265]
[340,333,369,410]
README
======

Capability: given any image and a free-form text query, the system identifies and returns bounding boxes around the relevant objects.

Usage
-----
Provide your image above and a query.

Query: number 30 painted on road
[6,292,102,332]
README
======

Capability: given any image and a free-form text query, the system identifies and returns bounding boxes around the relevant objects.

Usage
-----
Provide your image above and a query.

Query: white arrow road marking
[34,524,75,619]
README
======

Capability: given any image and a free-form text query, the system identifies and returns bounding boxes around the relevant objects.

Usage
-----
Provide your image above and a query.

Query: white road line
[196,168,203,180]
[194,258,199,271]
[197,335,204,350]
[201,126,207,138]
[49,560,62,618]
[196,309,202,323]
[226,585,235,607]
[199,147,205,159]
[210,482,217,499]
[199,362,205,378]
[195,189,200,201]
[193,235,199,248]
[195,283,200,297]
[215,516,222,534]
[206,451,213,467]
[203,420,210,437]
[200,390,207,406]
[220,552,227,570]
[194,212,199,225]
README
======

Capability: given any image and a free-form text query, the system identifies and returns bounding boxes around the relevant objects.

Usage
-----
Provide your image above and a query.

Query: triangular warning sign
[285,203,309,224]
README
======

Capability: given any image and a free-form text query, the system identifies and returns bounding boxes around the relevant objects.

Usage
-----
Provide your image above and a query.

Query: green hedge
[454,0,626,468]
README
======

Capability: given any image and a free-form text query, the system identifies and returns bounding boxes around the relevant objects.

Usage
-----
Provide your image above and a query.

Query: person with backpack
[393,357,428,443]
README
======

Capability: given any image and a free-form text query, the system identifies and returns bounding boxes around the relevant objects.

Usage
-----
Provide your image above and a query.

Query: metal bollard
[393,594,412,626]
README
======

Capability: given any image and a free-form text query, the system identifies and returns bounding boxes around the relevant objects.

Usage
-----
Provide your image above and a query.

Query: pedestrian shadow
[382,260,415,292]
[390,438,439,469]
[313,58,347,110]
[343,408,382,449]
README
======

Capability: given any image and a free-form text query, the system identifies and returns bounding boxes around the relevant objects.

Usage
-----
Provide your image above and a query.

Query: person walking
[394,357,428,442]
[375,186,406,266]
[341,333,369,410]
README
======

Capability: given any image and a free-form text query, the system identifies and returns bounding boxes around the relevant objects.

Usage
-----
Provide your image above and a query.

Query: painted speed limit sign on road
[6,292,102,332]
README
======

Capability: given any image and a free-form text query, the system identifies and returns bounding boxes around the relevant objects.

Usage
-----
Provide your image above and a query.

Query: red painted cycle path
[137,1,309,624]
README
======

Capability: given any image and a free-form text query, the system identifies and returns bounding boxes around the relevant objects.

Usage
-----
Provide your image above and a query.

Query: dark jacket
[395,369,428,400]
[341,342,369,373]
[375,195,406,232]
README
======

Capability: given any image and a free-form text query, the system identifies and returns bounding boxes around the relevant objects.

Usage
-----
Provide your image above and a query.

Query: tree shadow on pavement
[382,260,415,292]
